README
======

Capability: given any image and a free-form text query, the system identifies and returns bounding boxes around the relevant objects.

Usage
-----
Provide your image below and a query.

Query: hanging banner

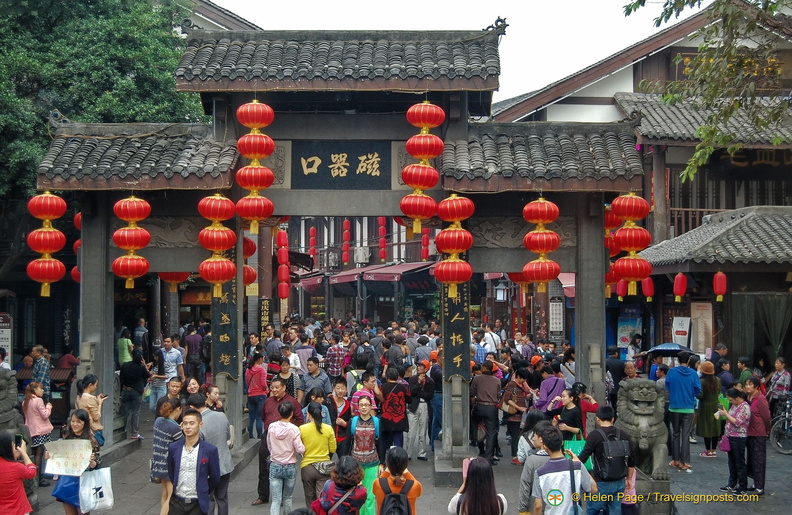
[690,303,713,354]
[441,281,471,382]
[212,244,239,380]
[672,317,691,347]
[617,317,642,349]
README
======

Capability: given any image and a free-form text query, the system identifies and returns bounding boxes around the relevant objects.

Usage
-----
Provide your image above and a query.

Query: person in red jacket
[745,376,772,495]
[0,432,37,515]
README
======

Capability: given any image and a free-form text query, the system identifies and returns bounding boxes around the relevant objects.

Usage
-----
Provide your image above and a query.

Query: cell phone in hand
[15,434,23,447]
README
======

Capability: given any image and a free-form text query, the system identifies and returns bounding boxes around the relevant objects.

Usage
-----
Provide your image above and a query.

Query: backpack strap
[378,477,392,495]
[400,479,414,495]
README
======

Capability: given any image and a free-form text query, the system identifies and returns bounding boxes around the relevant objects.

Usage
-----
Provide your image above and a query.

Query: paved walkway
[33,412,792,514]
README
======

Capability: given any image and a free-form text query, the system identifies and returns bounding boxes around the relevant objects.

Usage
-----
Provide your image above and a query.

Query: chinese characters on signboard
[441,281,471,382]
[212,245,239,380]
[260,297,272,336]
[291,141,391,190]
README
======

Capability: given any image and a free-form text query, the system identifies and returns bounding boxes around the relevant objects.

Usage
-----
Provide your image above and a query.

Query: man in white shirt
[167,409,220,515]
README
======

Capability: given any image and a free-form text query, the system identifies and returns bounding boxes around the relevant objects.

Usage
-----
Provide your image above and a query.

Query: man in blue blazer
[167,408,221,515]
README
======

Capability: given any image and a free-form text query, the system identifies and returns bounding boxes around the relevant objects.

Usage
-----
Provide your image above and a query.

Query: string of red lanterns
[434,194,474,298]
[522,197,561,293]
[308,227,317,265]
[235,100,276,234]
[342,219,351,265]
[276,230,290,299]
[27,191,67,297]
[112,195,151,289]
[420,227,430,261]
[400,101,445,235]
[72,212,82,283]
[197,194,236,298]
[242,236,258,287]
[378,217,387,262]
[611,192,652,296]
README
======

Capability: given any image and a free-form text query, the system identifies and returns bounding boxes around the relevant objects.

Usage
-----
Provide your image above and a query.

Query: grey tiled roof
[614,92,792,146]
[640,206,792,266]
[175,28,503,92]
[438,121,643,182]
[37,123,238,191]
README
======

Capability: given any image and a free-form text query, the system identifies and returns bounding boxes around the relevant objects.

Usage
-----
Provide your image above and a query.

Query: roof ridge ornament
[482,17,508,35]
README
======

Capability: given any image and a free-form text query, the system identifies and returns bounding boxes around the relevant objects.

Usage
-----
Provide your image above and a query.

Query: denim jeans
[121,388,142,436]
[149,385,167,413]
[430,394,443,451]
[727,436,748,490]
[587,478,625,515]
[269,462,297,515]
[248,395,266,438]
[669,412,694,464]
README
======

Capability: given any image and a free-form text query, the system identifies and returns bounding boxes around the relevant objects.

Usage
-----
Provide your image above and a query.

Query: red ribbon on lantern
[27,192,67,296]
[713,271,727,302]
[523,197,561,293]
[112,195,151,289]
[198,194,236,297]
[434,194,474,298]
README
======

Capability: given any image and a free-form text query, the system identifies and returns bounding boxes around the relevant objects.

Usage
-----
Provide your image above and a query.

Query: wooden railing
[669,207,726,236]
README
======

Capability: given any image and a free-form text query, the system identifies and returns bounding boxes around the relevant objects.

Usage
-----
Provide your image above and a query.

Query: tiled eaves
[37,123,238,191]
[175,29,502,92]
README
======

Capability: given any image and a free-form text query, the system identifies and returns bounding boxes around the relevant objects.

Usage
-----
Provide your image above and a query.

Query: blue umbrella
[646,342,692,357]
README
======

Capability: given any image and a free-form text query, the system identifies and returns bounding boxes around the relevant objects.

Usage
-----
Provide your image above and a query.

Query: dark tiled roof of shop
[640,206,792,266]
[438,121,643,182]
[614,92,792,146]
[175,28,503,92]
[37,123,237,190]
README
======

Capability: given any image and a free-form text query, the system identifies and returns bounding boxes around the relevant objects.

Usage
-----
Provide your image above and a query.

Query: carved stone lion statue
[614,378,669,481]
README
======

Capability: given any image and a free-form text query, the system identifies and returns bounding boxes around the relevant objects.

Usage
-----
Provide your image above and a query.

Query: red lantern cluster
[235,100,276,234]
[27,191,67,296]
[308,227,317,264]
[713,271,727,302]
[112,196,151,289]
[434,194,474,298]
[342,219,351,265]
[611,192,652,297]
[378,217,387,262]
[198,194,236,297]
[421,228,430,261]
[159,272,191,293]
[72,212,82,283]
[522,197,561,293]
[400,101,445,235]
[242,236,257,287]
[276,230,290,299]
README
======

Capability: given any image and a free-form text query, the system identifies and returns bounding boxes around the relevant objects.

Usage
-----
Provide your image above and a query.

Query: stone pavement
[32,411,792,514]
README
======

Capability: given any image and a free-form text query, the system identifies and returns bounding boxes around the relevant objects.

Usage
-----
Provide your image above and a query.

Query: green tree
[0,0,206,280]
[624,0,790,180]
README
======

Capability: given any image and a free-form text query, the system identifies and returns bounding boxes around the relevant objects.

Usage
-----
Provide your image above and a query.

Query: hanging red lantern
[198,194,235,222]
[613,225,651,253]
[421,228,430,261]
[278,282,290,300]
[243,236,257,260]
[402,163,439,191]
[342,219,351,265]
[523,231,561,255]
[611,193,652,297]
[523,258,561,293]
[434,228,474,255]
[243,265,257,286]
[523,198,560,227]
[27,228,66,255]
[406,101,445,129]
[604,204,622,236]
[673,273,687,302]
[27,258,66,296]
[112,254,150,289]
[522,197,561,293]
[159,272,191,293]
[616,279,628,301]
[434,194,474,298]
[28,192,67,222]
[198,193,236,297]
[405,134,444,160]
[236,195,275,234]
[377,218,387,262]
[309,227,317,260]
[276,229,290,300]
[612,256,652,296]
[236,133,275,161]
[236,100,277,234]
[605,263,620,298]
[198,225,237,253]
[277,264,291,283]
[276,229,288,249]
[111,195,151,289]
[236,165,275,192]
[73,212,82,231]
[713,271,727,302]
[642,277,655,302]
[507,271,531,300]
[434,258,473,295]
[236,99,275,130]
[114,196,151,222]
[611,192,650,222]
[71,266,81,283]
[112,226,151,251]
[199,256,236,298]
[26,191,67,297]
[399,193,436,235]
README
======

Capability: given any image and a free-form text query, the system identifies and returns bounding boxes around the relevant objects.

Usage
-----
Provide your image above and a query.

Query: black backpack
[595,428,631,481]
[378,478,413,515]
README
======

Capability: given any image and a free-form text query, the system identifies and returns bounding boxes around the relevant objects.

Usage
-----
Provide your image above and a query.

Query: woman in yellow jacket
[300,401,337,509]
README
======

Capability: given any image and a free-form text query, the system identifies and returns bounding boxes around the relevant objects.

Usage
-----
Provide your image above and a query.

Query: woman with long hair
[502,367,533,464]
[301,387,332,425]
[545,388,583,440]
[22,381,53,485]
[317,456,367,515]
[515,409,547,465]
[299,401,337,509]
[447,457,508,515]
[119,349,150,440]
[696,361,722,457]
[246,352,268,438]
[325,378,352,457]
[202,383,224,412]
[373,446,423,515]
[52,409,101,515]
[150,397,183,515]
[0,431,37,515]
[117,327,133,366]
[74,374,107,446]
[560,348,576,387]
[717,388,751,494]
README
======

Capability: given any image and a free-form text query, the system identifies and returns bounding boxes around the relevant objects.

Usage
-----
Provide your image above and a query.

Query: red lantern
[507,271,531,299]
[236,133,275,161]
[243,236,257,260]
[673,273,687,302]
[613,225,651,253]
[434,258,473,298]
[277,247,289,264]
[523,231,561,255]
[523,198,560,227]
[523,258,561,293]
[394,216,414,240]
[278,282,290,300]
[113,226,151,251]
[27,228,66,255]
[605,263,620,298]
[114,196,151,223]
[377,218,386,262]
[112,254,150,289]
[27,258,66,296]
[243,265,257,286]
[611,192,650,222]
[71,266,81,283]
[405,134,444,160]
[434,193,474,298]
[406,101,445,129]
[616,279,628,301]
[435,228,474,255]
[642,277,655,302]
[437,195,475,223]
[236,195,274,234]
[198,225,237,253]
[73,212,82,231]
[604,233,621,257]
[399,194,437,234]
[276,230,289,248]
[277,264,290,283]
[73,239,82,255]
[309,227,317,260]
[276,229,291,301]
[604,205,622,236]
[159,272,191,293]
[28,192,67,222]
[198,194,235,222]
[421,228,430,261]
[236,165,275,192]
[401,163,439,190]
[199,256,236,298]
[342,219,351,264]
[236,100,275,130]
[713,271,727,302]
[523,197,561,293]
[612,256,652,296]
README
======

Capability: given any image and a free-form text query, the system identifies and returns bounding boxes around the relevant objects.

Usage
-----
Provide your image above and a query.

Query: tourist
[648,353,665,381]
[448,456,508,515]
[267,400,305,515]
[299,402,337,509]
[717,359,734,394]
[22,381,53,486]
[545,388,583,441]
[75,374,107,446]
[379,367,410,451]
[717,388,751,494]
[53,410,101,515]
[297,357,333,405]
[696,361,722,458]
[517,419,552,513]
[316,456,368,515]
[186,394,232,515]
[373,446,423,515]
[534,363,566,412]
[665,351,701,473]
[148,346,169,412]
[709,343,729,375]
[532,425,594,514]
[768,357,790,417]
[405,360,434,461]
[605,346,624,407]
[151,397,183,515]
[736,356,752,387]
[120,349,150,440]
[325,378,352,457]
[203,383,225,412]
[246,352,268,439]
[560,348,576,387]
[117,328,134,366]
[350,371,382,417]
[515,409,547,464]
[56,346,81,371]
[300,387,332,425]
[501,367,532,463]
[0,431,37,515]
[30,345,51,403]
[348,395,382,515]
[744,376,771,495]
[471,360,502,465]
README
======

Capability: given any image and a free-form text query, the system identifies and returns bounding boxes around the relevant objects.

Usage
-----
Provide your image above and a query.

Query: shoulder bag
[498,384,517,415]
[311,485,354,515]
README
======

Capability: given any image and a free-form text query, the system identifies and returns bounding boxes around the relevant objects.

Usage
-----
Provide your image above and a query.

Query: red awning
[558,272,576,298]
[297,275,324,288]
[362,262,432,282]
[483,272,504,281]
[329,264,389,285]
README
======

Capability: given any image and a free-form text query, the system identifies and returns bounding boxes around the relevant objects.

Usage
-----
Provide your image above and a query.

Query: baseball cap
[429,350,439,361]
[420,360,431,369]
[531,355,543,366]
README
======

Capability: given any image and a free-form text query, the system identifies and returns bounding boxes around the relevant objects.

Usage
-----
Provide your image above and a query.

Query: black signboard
[441,281,471,382]
[260,297,273,336]
[291,141,391,190]
[212,245,239,380]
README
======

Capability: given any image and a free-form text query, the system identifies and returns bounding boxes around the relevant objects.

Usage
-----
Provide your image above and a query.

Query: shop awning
[329,264,389,285]
[483,272,504,281]
[297,275,324,288]
[362,262,432,282]
[559,272,576,298]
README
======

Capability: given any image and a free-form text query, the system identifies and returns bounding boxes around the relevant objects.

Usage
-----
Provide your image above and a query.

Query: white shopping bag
[79,468,115,512]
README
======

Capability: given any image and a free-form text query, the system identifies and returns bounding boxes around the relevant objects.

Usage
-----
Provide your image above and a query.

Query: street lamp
[494,280,508,302]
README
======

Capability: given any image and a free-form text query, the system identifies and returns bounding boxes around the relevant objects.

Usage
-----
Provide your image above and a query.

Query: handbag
[498,387,517,415]
[52,474,81,507]
[563,435,594,470]
[142,384,152,402]
[311,460,336,475]
[311,485,354,515]
[93,429,105,447]
[79,467,115,512]
[719,435,731,452]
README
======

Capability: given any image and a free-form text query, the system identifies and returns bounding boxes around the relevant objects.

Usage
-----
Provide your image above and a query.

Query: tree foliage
[624,0,791,180]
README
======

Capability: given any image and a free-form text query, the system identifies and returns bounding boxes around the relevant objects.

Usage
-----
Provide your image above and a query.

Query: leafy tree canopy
[624,0,790,180]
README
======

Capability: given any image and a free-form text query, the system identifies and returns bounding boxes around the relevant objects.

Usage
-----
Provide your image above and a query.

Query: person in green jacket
[117,328,134,366]
[737,356,753,387]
